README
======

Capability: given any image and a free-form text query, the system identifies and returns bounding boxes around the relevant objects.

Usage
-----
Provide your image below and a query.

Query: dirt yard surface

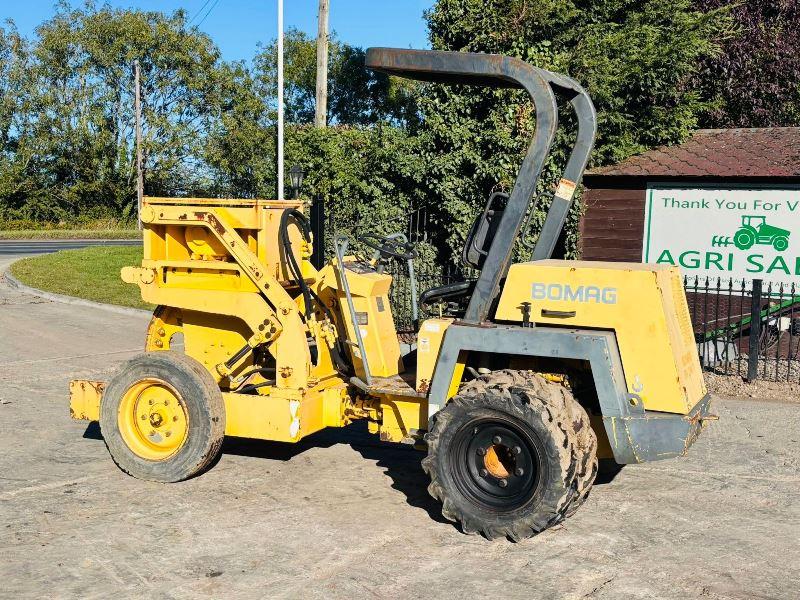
[1,254,799,599]
[705,370,800,402]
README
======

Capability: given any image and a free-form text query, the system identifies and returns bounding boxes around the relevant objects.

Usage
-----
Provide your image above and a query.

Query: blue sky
[6,1,434,62]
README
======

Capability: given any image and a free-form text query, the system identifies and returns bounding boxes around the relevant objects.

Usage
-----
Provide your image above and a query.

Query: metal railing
[686,277,800,382]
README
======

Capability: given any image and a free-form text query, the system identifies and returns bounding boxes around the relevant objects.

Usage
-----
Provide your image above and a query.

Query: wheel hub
[452,419,542,512]
[483,442,515,479]
[118,379,188,461]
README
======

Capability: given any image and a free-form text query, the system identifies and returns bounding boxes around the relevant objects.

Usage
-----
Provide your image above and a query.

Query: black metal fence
[686,277,800,382]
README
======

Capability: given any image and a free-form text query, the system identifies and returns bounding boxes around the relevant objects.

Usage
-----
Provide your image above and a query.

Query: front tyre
[422,370,597,541]
[100,352,225,483]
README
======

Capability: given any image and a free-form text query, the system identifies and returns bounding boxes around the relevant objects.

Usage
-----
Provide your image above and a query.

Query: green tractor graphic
[732,215,790,252]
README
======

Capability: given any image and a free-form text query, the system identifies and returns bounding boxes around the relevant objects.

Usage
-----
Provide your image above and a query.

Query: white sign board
[643,186,800,289]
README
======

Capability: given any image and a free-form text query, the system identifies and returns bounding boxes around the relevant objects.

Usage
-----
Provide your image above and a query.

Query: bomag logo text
[531,283,618,304]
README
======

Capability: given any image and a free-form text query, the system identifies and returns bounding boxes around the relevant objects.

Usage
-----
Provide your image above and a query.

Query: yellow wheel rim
[117,379,189,461]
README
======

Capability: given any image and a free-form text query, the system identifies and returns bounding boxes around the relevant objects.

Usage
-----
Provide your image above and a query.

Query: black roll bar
[365,48,597,324]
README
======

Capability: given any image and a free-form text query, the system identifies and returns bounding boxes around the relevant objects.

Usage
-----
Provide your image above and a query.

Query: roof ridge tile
[587,127,800,178]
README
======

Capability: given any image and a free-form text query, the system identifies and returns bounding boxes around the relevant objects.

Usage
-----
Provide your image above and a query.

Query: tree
[5,3,226,221]
[203,61,276,198]
[418,0,731,261]
[254,28,418,126]
[694,0,800,128]
[0,23,36,219]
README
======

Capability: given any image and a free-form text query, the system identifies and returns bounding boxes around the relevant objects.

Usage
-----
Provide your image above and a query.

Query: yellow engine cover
[333,264,402,378]
[495,260,706,414]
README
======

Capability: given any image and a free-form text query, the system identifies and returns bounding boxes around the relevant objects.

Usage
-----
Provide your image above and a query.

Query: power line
[188,0,213,25]
[196,0,222,28]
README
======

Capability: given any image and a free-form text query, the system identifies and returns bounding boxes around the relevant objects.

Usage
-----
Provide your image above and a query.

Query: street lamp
[289,165,305,199]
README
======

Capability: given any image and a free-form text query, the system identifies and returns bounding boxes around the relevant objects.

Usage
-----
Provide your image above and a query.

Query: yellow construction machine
[70,49,713,540]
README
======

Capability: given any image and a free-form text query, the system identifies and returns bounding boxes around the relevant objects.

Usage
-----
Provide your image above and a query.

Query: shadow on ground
[223,420,451,525]
[83,418,623,529]
[83,419,452,526]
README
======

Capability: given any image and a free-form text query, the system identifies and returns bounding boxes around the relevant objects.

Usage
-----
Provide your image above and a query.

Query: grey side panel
[427,324,712,464]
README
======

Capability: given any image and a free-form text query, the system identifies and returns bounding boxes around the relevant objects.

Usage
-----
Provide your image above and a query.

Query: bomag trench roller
[70,49,713,540]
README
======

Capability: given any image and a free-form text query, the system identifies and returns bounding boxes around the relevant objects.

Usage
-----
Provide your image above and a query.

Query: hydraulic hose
[279,208,314,320]
[278,208,353,375]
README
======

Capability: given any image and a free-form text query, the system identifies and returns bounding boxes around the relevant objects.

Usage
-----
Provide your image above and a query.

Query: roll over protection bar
[365,48,597,324]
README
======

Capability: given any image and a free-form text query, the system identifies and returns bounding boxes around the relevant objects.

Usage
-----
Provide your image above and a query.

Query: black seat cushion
[419,280,476,317]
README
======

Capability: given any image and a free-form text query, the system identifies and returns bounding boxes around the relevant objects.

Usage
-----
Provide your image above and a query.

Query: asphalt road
[0,239,141,256]
[1,252,798,599]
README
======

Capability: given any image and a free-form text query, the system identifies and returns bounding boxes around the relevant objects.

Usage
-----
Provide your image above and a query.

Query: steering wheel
[358,233,417,261]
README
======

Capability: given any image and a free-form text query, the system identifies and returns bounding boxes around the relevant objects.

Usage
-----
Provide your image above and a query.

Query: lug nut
[515,468,524,476]
[165,431,171,437]
[476,447,486,456]
[499,479,508,488]
[513,446,522,455]
[140,414,146,420]
[492,435,502,445]
[173,416,178,422]
[480,469,488,478]
[148,399,154,405]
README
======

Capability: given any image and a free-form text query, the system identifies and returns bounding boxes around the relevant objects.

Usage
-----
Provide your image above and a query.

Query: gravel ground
[704,363,800,402]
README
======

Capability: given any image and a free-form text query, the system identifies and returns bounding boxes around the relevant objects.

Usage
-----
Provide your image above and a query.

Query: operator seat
[420,192,507,317]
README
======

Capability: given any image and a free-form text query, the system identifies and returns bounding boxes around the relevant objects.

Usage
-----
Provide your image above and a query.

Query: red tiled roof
[587,128,800,178]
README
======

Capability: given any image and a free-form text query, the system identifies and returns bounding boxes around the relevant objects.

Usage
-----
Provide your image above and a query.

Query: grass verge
[0,229,141,240]
[10,245,154,310]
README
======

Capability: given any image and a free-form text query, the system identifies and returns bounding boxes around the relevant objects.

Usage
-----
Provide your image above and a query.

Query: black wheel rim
[450,416,544,513]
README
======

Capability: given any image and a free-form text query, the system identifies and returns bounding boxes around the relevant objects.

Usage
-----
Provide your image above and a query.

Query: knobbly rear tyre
[422,370,597,541]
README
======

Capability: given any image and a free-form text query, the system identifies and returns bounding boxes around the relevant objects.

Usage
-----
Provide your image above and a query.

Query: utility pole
[315,0,329,128]
[277,0,285,199]
[134,60,143,230]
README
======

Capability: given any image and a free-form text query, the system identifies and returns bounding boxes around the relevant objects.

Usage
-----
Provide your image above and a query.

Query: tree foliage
[253,28,418,126]
[287,125,425,242]
[418,0,732,260]
[694,0,800,128]
[0,3,227,221]
[0,23,32,212]
[0,6,419,223]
